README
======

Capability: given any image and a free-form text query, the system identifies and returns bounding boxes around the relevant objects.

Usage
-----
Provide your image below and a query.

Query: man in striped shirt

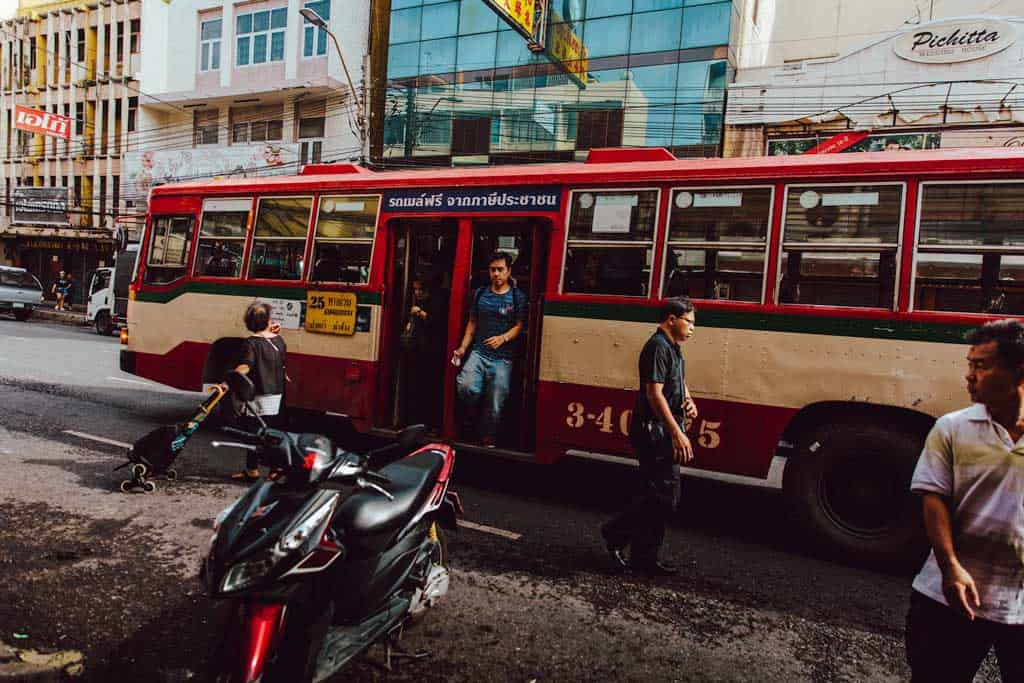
[906,319,1024,682]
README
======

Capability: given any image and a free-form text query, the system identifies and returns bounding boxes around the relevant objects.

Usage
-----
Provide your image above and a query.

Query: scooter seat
[335,451,445,537]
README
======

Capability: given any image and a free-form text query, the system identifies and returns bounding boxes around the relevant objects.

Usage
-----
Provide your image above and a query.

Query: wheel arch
[779,401,935,460]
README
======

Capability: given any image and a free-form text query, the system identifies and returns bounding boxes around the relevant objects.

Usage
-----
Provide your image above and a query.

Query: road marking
[63,430,131,449]
[457,520,522,541]
[106,376,151,386]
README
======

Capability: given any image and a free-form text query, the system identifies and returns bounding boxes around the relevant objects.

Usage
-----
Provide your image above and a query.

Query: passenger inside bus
[399,277,443,429]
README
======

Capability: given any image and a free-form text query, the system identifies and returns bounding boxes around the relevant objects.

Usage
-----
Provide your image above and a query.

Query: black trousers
[602,421,681,565]
[906,590,1024,683]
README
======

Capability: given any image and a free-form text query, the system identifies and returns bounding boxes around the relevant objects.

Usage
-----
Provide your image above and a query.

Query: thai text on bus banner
[14,105,72,141]
[305,291,357,336]
[383,187,561,213]
[484,0,535,38]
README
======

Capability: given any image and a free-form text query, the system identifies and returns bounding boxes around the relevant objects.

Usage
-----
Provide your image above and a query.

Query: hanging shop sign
[894,18,1017,64]
[484,0,536,40]
[802,130,872,154]
[14,105,72,141]
[547,9,588,89]
[12,187,70,226]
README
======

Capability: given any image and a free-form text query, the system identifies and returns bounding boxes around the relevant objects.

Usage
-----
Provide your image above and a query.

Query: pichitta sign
[14,105,72,141]
[894,18,1017,64]
[383,187,561,213]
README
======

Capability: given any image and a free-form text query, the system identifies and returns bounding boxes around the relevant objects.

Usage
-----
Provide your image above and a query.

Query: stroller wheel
[142,480,157,493]
[130,463,147,478]
[166,469,178,481]
[119,480,133,493]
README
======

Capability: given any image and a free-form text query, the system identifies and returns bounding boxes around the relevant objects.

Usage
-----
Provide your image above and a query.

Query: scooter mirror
[397,424,426,449]
[225,371,256,402]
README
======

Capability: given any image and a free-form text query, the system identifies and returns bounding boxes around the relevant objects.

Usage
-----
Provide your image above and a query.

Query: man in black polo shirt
[601,296,698,576]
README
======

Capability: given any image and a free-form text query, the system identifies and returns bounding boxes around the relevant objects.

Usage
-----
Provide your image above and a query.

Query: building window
[311,195,380,283]
[112,175,119,216]
[249,197,312,280]
[145,216,194,285]
[302,0,330,57]
[662,187,772,302]
[914,182,1024,315]
[193,109,219,146]
[563,189,659,297]
[231,105,284,143]
[236,8,287,66]
[452,116,490,156]
[115,21,125,65]
[200,18,222,72]
[77,29,85,62]
[130,19,140,55]
[576,109,624,150]
[194,198,250,278]
[300,141,323,165]
[128,97,138,132]
[73,175,82,207]
[778,184,903,309]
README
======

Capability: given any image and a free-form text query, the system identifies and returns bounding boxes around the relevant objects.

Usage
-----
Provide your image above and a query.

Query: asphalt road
[0,317,1000,681]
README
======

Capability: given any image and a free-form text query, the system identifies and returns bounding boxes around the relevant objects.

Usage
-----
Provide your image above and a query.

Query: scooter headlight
[220,552,277,593]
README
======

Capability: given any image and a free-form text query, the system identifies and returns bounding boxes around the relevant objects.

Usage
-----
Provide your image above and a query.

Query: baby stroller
[115,385,227,493]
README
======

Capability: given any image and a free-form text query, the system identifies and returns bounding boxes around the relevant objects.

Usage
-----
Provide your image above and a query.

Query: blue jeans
[456,351,512,441]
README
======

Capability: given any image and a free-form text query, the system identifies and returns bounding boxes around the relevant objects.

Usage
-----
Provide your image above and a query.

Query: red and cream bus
[122,147,1024,561]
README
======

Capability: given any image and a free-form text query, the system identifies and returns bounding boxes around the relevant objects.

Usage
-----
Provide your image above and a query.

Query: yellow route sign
[305,291,357,336]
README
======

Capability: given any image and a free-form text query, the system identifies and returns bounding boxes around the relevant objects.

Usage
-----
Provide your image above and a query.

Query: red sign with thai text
[802,131,871,155]
[14,104,72,141]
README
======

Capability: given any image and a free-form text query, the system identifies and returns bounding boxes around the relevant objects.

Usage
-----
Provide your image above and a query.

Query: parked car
[0,266,44,321]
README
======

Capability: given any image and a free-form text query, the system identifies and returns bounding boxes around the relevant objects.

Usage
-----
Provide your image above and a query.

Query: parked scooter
[202,372,462,682]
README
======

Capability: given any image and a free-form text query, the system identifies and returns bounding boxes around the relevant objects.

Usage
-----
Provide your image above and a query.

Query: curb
[0,641,83,681]
[27,308,88,328]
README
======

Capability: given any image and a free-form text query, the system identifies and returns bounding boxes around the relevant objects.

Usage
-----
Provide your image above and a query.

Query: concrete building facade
[725,1,1024,156]
[0,0,141,289]
[129,0,367,209]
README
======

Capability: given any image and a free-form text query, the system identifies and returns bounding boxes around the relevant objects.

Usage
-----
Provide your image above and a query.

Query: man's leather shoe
[600,526,629,570]
[633,560,678,577]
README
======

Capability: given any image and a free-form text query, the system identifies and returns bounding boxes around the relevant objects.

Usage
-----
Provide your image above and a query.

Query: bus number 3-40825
[564,402,722,449]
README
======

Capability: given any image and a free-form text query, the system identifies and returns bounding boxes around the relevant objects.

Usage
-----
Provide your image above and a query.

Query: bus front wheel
[784,421,925,566]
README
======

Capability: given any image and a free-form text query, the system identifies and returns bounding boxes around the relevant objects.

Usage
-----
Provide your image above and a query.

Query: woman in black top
[230,301,287,480]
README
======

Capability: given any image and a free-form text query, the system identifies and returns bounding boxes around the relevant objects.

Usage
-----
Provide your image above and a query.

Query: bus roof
[150,147,1024,198]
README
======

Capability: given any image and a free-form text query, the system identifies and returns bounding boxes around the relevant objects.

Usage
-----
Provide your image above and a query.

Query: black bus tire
[95,311,113,336]
[784,420,925,566]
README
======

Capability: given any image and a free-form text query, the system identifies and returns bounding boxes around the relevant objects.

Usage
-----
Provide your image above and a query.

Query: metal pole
[324,28,366,162]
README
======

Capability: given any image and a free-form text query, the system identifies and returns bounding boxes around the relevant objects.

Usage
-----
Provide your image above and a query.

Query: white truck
[87,244,138,336]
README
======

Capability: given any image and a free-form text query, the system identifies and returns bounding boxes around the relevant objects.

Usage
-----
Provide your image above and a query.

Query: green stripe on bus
[542,300,976,344]
[136,282,382,306]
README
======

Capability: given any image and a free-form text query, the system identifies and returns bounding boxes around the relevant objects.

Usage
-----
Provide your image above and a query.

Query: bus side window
[310,195,380,284]
[562,189,658,297]
[144,216,194,285]
[914,182,1024,315]
[662,187,772,303]
[248,197,312,281]
[777,184,902,309]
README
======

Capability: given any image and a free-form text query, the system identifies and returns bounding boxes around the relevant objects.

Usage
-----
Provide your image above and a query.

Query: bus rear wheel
[785,421,925,566]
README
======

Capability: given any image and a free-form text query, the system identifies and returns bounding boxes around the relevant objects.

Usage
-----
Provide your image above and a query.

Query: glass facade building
[383,0,732,165]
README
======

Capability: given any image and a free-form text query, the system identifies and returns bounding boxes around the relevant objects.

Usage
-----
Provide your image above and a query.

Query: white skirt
[252,394,282,416]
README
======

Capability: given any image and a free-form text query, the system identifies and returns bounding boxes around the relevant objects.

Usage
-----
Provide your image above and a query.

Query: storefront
[724,16,1024,156]
[2,232,113,305]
